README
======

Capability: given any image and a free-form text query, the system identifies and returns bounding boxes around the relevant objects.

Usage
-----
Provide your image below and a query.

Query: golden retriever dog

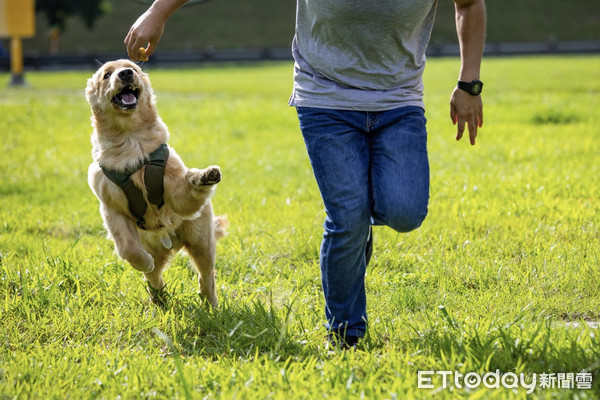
[86,59,226,307]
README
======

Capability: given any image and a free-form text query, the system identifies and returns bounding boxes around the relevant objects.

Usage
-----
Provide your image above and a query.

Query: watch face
[458,80,483,95]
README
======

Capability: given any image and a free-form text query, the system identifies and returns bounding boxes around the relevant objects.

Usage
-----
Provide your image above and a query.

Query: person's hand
[450,87,483,145]
[124,8,168,61]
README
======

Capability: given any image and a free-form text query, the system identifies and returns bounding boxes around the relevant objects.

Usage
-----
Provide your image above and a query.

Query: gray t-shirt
[289,0,438,111]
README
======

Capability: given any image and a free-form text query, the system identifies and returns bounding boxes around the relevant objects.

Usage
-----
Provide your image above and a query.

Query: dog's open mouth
[112,84,140,111]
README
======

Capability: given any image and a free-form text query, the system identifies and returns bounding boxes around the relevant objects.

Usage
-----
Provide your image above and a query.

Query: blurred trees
[36,0,110,31]
[36,0,111,53]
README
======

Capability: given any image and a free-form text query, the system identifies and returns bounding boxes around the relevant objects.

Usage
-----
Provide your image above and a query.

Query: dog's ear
[85,76,99,107]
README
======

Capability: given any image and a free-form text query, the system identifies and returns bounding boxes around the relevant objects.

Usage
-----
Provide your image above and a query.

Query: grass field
[0,55,599,399]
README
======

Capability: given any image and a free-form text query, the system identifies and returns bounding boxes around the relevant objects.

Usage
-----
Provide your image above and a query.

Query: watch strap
[457,79,483,95]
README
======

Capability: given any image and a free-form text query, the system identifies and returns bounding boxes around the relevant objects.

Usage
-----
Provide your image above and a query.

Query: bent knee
[379,207,428,233]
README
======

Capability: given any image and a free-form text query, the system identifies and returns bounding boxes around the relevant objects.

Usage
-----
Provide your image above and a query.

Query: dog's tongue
[121,93,136,105]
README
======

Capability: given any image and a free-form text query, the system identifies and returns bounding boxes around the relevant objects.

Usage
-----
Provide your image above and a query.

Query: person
[125,0,485,349]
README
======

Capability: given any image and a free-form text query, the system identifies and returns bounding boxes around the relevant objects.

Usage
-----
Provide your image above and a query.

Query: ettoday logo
[418,370,593,394]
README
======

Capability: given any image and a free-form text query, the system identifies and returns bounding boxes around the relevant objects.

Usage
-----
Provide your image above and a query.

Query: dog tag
[161,234,173,249]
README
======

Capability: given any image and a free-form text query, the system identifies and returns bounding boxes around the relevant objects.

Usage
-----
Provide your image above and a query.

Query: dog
[85,59,226,307]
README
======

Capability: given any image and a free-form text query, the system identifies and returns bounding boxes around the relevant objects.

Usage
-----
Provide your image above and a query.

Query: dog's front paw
[128,252,155,273]
[118,246,155,273]
[190,166,221,187]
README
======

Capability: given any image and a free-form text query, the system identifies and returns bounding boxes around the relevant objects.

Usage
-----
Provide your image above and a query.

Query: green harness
[101,144,169,230]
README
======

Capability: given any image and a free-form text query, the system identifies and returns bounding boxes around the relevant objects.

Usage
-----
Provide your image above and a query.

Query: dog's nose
[118,68,134,82]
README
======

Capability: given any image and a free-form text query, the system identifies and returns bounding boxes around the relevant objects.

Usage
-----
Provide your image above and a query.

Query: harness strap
[100,144,169,230]
[145,143,169,209]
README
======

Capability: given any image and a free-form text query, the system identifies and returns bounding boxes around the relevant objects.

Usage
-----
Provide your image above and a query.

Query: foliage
[134,0,211,4]
[22,0,600,55]
[36,0,111,31]
[0,56,599,399]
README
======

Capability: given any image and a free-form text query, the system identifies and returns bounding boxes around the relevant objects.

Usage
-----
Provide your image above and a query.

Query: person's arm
[450,0,486,145]
[124,0,190,61]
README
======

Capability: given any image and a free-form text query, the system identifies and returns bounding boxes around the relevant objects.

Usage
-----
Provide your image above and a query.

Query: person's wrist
[458,72,480,82]
[457,79,483,96]
[149,0,181,21]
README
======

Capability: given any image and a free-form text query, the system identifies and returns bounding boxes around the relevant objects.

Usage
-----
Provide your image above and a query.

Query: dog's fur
[86,59,226,307]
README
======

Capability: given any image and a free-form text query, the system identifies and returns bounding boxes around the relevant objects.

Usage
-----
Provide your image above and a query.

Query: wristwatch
[457,79,483,96]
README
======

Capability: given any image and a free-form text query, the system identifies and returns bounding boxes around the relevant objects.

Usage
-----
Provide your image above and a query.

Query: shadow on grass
[148,291,308,360]
[402,305,600,391]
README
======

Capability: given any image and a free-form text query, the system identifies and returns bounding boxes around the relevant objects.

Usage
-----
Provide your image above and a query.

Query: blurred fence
[430,41,600,57]
[0,41,598,71]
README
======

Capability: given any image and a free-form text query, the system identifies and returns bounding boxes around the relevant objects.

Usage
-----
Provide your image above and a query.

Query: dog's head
[86,59,153,116]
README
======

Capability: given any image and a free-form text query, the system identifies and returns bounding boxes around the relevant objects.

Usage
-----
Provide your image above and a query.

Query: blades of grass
[152,327,192,400]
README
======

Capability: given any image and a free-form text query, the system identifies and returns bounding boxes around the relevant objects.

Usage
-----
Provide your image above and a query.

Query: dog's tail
[214,215,229,240]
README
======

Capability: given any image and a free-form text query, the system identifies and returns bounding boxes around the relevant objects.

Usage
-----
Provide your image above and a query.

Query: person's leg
[296,107,371,339]
[369,106,430,232]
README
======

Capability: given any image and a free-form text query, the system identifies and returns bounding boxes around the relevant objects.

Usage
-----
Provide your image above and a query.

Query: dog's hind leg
[143,247,173,306]
[180,211,218,308]
[143,247,172,292]
[187,243,218,308]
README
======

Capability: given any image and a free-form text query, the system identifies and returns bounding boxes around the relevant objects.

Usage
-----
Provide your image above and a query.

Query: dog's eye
[103,71,112,80]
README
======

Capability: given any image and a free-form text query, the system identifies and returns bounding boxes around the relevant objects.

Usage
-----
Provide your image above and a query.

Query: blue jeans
[296,106,430,338]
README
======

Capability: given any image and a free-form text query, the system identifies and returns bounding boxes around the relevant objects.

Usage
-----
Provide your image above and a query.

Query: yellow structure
[0,0,35,85]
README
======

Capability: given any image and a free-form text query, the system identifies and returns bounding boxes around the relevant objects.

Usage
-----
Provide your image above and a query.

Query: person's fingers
[145,42,155,57]
[124,32,132,59]
[456,118,465,142]
[129,40,148,61]
[125,31,141,60]
[468,118,477,145]
[450,89,483,145]
[450,105,458,125]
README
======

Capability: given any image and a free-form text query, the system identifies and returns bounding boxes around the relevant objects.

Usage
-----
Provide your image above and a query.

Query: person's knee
[325,207,371,237]
[397,209,427,232]
[377,204,428,233]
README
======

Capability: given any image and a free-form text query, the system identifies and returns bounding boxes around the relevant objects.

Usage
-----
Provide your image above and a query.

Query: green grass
[0,55,599,399]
